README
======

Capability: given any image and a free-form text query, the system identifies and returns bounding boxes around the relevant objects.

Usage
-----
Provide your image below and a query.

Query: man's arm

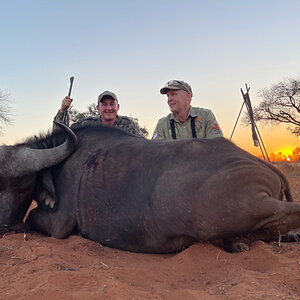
[205,111,224,138]
[152,120,166,140]
[52,96,72,131]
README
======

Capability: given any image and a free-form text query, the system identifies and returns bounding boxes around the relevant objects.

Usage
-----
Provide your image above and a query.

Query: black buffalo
[1,123,300,253]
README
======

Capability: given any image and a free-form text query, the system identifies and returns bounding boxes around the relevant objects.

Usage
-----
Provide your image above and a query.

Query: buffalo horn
[2,122,77,177]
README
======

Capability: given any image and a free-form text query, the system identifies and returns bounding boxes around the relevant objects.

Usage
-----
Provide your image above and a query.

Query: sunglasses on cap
[166,80,185,86]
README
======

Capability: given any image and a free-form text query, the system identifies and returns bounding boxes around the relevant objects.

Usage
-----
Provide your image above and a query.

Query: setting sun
[269,146,300,162]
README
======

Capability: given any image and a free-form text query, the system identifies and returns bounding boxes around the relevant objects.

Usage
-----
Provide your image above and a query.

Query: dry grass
[273,161,300,176]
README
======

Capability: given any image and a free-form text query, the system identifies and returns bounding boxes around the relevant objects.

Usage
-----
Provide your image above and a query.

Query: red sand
[1,173,300,300]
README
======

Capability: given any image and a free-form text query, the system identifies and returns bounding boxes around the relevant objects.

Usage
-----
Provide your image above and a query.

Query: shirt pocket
[195,119,203,130]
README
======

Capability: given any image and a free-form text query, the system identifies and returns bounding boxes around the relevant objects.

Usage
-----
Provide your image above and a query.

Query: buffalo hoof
[284,228,300,242]
[13,222,30,233]
[223,238,250,253]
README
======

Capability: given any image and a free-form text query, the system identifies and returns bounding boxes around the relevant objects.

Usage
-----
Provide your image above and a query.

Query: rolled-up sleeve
[53,110,70,131]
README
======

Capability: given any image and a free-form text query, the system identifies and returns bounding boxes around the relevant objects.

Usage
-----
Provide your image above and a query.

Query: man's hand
[60,96,73,113]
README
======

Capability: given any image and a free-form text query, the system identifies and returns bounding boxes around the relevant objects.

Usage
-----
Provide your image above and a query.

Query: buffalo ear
[35,169,57,210]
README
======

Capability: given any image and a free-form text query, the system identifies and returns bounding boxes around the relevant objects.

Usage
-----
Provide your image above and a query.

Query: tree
[69,103,98,123]
[251,78,300,136]
[129,116,149,137]
[0,89,12,133]
[292,147,300,161]
[68,104,149,137]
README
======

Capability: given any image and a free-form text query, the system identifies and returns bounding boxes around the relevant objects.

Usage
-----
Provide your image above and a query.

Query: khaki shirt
[53,110,144,137]
[152,106,223,140]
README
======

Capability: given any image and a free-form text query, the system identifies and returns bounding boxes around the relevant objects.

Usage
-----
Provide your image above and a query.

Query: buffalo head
[0,122,77,235]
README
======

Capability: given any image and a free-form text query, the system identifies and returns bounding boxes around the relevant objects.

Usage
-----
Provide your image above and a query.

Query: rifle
[62,76,74,125]
[230,84,270,161]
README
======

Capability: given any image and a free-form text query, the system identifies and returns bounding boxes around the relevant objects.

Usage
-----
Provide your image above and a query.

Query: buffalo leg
[251,202,300,239]
[26,206,77,238]
[223,201,300,252]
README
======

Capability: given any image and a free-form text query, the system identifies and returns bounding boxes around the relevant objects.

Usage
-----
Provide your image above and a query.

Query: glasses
[166,80,185,87]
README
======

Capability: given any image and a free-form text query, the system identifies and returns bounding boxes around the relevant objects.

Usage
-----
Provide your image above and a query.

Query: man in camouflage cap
[152,80,223,140]
[53,91,143,136]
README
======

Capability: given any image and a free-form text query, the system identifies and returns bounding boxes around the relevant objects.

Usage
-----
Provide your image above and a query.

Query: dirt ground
[1,164,300,300]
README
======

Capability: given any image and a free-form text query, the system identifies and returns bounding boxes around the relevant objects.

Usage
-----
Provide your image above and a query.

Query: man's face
[166,89,192,115]
[97,97,120,124]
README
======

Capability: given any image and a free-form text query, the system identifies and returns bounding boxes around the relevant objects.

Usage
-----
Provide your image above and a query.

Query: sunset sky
[1,0,299,156]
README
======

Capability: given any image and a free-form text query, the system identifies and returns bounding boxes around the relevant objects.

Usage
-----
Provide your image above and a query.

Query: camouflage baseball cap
[160,80,193,95]
[97,91,118,104]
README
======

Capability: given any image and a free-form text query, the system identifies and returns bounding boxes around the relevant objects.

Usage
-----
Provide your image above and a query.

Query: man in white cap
[152,80,223,140]
[54,91,143,136]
